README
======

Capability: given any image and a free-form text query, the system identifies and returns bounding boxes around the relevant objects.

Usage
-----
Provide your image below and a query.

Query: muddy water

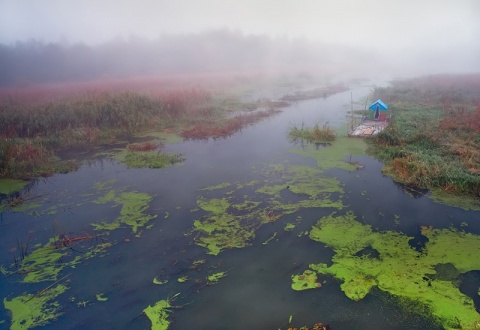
[1,82,479,330]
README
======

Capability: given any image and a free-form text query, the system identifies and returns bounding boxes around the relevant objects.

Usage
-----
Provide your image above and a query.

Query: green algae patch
[291,270,321,291]
[200,182,232,191]
[193,212,257,255]
[15,238,111,283]
[284,223,296,231]
[207,271,227,284]
[95,293,108,302]
[429,188,480,211]
[0,178,29,195]
[256,165,344,201]
[263,232,278,245]
[93,179,117,191]
[289,137,366,171]
[287,165,344,197]
[230,200,261,212]
[192,163,345,255]
[177,276,188,283]
[144,299,173,330]
[4,284,68,329]
[197,198,230,214]
[92,189,157,233]
[190,259,206,268]
[17,238,70,283]
[115,150,185,169]
[303,212,480,329]
[153,277,168,285]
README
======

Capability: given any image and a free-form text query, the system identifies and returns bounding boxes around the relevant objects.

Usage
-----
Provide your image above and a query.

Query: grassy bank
[366,74,480,198]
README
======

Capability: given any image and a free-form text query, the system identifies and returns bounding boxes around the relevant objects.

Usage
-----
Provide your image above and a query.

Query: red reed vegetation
[126,141,158,152]
[180,108,279,139]
[439,102,480,133]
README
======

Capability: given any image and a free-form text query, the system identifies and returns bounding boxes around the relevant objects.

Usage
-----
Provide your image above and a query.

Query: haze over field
[1,0,479,85]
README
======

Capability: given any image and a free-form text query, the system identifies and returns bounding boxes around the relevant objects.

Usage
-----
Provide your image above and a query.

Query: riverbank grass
[366,74,480,204]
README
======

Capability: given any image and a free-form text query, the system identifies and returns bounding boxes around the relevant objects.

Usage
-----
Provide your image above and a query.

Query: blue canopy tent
[368,99,389,120]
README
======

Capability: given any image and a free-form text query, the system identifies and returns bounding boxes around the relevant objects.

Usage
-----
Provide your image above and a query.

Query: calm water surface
[1,83,479,329]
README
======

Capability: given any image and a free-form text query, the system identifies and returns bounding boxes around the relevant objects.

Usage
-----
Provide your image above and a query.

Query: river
[1,81,479,329]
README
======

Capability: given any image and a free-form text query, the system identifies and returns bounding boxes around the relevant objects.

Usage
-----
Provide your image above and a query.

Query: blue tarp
[369,99,388,111]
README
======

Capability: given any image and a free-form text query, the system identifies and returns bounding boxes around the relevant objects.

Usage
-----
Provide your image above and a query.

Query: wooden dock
[348,119,388,137]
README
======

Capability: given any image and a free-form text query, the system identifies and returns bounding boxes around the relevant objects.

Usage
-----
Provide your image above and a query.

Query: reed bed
[0,84,282,179]
[180,108,280,140]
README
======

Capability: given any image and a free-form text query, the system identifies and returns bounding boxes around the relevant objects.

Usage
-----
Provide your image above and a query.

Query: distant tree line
[0,30,351,87]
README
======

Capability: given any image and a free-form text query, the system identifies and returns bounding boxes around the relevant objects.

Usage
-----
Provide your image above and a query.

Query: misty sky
[1,0,479,50]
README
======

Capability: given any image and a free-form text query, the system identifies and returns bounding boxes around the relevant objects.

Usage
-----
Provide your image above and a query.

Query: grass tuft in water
[288,121,336,143]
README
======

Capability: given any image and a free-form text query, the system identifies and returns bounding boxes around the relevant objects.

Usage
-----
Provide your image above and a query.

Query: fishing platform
[348,99,390,137]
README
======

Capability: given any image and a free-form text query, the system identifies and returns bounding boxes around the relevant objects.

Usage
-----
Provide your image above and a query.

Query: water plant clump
[298,211,480,329]
[0,178,29,195]
[3,284,68,329]
[143,299,174,330]
[288,122,336,143]
[291,270,321,291]
[6,235,111,283]
[113,139,185,169]
[92,189,157,233]
[289,137,367,172]
[115,150,185,169]
[207,271,228,284]
[15,238,71,283]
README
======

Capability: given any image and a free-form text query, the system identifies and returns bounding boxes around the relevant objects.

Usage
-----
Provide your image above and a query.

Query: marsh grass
[0,85,283,178]
[367,74,480,196]
[288,122,336,144]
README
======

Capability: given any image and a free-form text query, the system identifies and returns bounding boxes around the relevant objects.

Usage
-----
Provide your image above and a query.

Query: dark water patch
[392,181,430,199]
[408,231,429,252]
[355,246,380,259]
[431,263,460,281]
[459,270,480,312]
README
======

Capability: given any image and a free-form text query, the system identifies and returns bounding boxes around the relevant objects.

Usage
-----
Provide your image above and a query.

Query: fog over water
[0,0,479,85]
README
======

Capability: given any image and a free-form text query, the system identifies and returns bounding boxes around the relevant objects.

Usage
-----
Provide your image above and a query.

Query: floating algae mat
[4,284,68,329]
[143,299,174,330]
[289,137,367,171]
[296,212,480,329]
[191,163,345,255]
[114,150,185,169]
[92,188,157,233]
[0,178,29,195]
[12,238,111,283]
[0,178,158,328]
